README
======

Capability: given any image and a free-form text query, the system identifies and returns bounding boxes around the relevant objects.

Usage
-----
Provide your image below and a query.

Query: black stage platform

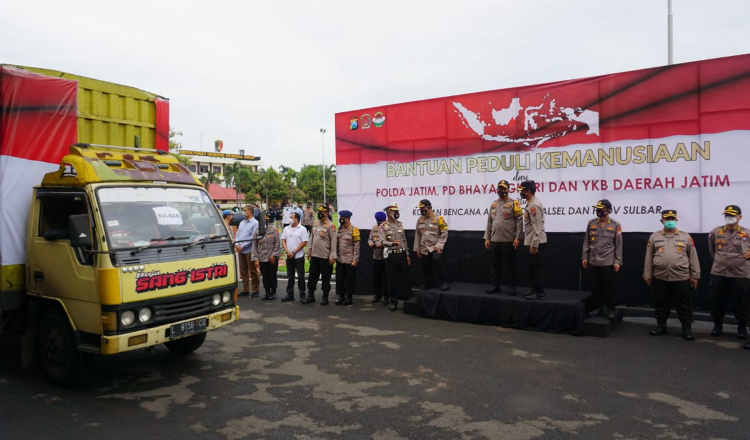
[402,283,617,336]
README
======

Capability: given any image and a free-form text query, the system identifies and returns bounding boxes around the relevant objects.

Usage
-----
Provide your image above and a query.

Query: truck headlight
[222,291,231,304]
[138,307,152,323]
[121,310,135,327]
[212,293,221,306]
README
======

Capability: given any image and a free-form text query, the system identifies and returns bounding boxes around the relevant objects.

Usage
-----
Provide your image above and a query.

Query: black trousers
[336,262,357,299]
[260,259,279,293]
[385,252,411,304]
[373,259,387,299]
[489,241,516,289]
[710,275,749,325]
[308,256,333,297]
[652,278,693,324]
[528,244,545,294]
[420,250,448,286]
[586,265,617,310]
[285,257,305,297]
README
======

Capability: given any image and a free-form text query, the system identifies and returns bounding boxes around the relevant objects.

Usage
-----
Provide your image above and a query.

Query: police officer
[414,199,449,291]
[644,209,700,340]
[305,205,337,305]
[582,199,623,319]
[377,202,411,311]
[336,210,360,306]
[484,180,523,295]
[369,211,388,304]
[302,202,315,234]
[708,205,749,340]
[519,180,547,300]
[257,213,281,300]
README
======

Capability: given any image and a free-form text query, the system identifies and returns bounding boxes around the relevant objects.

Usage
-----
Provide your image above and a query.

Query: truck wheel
[165,332,207,354]
[38,310,80,385]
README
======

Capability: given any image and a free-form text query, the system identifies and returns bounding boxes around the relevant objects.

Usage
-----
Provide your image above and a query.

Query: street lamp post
[320,128,326,204]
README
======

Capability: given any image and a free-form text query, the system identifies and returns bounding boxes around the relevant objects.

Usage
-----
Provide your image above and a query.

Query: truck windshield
[97,187,225,250]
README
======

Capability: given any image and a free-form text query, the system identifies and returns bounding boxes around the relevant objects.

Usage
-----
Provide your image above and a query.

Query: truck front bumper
[100,306,239,355]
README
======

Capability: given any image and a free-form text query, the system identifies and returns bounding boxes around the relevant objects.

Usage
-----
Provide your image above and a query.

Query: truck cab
[27,144,239,383]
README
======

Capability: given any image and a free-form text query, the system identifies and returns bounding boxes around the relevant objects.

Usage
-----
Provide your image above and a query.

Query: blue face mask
[664,220,677,230]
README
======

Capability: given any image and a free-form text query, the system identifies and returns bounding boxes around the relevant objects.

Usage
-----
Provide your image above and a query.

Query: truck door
[27,191,100,334]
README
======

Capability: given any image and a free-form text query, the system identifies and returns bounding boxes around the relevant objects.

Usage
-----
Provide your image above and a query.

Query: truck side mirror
[68,214,92,248]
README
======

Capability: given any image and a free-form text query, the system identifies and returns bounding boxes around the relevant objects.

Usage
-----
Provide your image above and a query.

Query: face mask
[596,209,606,218]
[317,213,325,220]
[664,220,677,230]
[725,216,738,225]
[498,190,508,198]
[339,218,346,225]
[393,211,400,220]
[420,209,427,216]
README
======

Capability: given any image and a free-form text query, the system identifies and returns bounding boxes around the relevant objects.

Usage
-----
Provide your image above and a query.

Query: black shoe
[320,298,329,306]
[525,292,546,300]
[744,341,750,350]
[239,291,250,297]
[650,325,667,336]
[522,291,535,299]
[261,294,275,300]
[710,325,723,337]
[682,325,695,341]
[389,304,397,311]
[441,282,449,291]
[299,295,306,302]
[342,299,353,306]
[382,298,390,305]
[420,284,432,291]
[587,308,602,317]
[738,328,747,340]
[301,296,316,305]
[371,297,382,303]
[250,292,260,299]
[485,287,501,294]
[508,286,517,296]
[267,295,277,300]
[606,309,616,320]
[281,295,295,302]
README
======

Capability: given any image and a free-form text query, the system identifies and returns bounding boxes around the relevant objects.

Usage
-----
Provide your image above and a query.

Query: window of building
[199,165,209,174]
[213,166,222,174]
[188,165,196,172]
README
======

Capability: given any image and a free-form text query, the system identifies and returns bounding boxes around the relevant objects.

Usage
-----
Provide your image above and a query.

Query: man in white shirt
[281,212,309,302]
[282,204,292,230]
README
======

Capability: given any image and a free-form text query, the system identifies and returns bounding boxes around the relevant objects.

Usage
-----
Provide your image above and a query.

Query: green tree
[223,162,246,207]
[168,128,192,167]
[297,164,324,203]
[234,167,255,201]
[199,169,220,190]
[278,165,299,203]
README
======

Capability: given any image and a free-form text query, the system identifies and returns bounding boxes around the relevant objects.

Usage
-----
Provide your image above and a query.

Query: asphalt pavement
[1,280,749,440]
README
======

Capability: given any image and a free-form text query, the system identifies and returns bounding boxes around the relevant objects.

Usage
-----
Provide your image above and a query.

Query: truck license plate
[170,318,208,339]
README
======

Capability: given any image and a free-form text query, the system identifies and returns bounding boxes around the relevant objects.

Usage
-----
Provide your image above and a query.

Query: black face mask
[393,211,400,220]
[596,209,606,218]
[498,190,508,198]
[339,218,346,225]
[317,213,325,220]
[420,208,427,216]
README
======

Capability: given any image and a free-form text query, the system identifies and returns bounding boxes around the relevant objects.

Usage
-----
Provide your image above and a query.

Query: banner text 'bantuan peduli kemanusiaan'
[335,53,750,233]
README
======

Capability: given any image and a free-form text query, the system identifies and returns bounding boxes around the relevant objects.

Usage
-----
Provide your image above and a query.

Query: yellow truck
[0,65,239,383]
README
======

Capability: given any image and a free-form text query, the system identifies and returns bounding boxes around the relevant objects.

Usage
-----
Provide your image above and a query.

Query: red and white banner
[335,53,750,233]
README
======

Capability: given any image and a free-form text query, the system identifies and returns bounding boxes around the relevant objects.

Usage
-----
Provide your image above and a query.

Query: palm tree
[223,162,245,207]
[200,169,220,190]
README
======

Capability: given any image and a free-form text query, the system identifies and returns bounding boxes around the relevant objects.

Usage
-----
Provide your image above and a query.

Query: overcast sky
[3,0,750,170]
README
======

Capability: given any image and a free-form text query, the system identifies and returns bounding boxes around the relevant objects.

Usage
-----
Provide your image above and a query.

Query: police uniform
[377,202,411,311]
[255,222,281,300]
[484,180,523,295]
[520,180,547,300]
[335,210,360,305]
[305,206,338,305]
[302,205,315,234]
[644,209,700,339]
[414,199,449,291]
[708,204,749,339]
[369,212,388,304]
[582,199,623,317]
